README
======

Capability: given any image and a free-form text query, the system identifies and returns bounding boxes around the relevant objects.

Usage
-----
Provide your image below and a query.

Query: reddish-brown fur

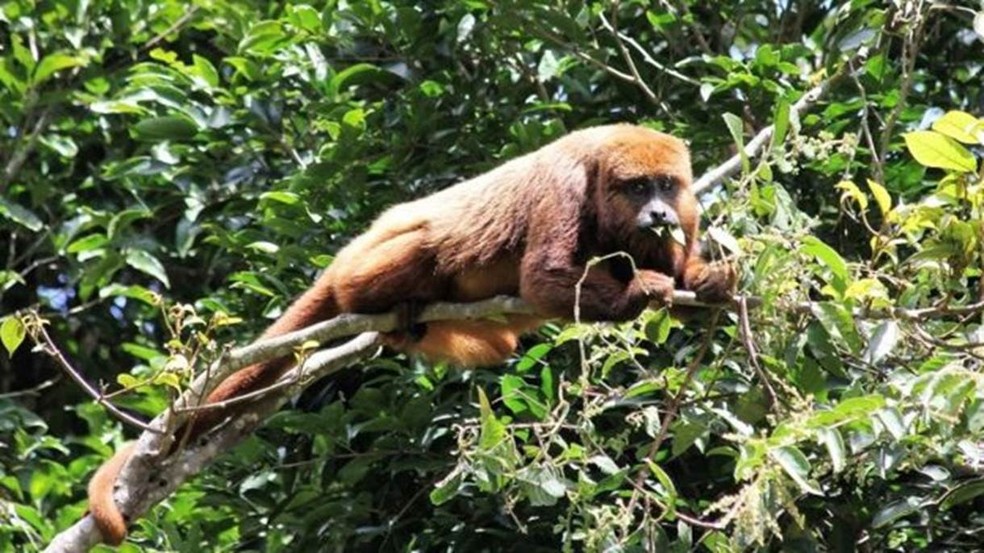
[87,124,735,545]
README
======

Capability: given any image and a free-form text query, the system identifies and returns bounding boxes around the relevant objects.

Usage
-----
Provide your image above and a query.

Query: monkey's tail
[87,442,135,545]
[86,275,341,544]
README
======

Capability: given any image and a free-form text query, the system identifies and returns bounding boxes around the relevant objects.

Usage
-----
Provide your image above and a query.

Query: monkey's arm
[519,199,672,322]
[521,259,672,321]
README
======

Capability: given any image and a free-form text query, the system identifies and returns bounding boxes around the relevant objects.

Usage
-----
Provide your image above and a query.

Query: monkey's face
[621,174,683,231]
[592,128,697,248]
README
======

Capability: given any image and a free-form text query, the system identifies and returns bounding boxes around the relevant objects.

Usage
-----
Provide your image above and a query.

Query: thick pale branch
[693,79,831,194]
[43,333,381,553]
[44,292,732,551]
[693,51,868,195]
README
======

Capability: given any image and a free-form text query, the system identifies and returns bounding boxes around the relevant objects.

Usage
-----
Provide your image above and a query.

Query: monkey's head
[582,125,699,251]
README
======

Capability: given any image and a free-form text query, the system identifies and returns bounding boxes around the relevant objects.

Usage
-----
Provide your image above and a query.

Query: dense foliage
[3,0,984,551]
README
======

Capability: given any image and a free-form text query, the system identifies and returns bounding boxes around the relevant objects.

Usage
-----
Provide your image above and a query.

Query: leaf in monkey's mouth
[650,225,687,246]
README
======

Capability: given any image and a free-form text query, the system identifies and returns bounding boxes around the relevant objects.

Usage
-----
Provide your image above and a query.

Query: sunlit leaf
[125,249,171,288]
[1,317,26,358]
[863,321,899,365]
[865,179,892,218]
[903,131,977,172]
[500,374,528,415]
[931,110,984,144]
[836,180,868,211]
[33,53,85,84]
[817,427,846,473]
[771,446,822,495]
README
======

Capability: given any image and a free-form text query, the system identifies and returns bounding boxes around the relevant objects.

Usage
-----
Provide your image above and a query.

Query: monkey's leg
[332,228,445,313]
[410,316,542,366]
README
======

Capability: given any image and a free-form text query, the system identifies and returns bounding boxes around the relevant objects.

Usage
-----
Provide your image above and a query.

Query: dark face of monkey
[620,174,682,231]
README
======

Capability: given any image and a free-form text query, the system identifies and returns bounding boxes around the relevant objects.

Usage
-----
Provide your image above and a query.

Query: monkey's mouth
[648,224,687,246]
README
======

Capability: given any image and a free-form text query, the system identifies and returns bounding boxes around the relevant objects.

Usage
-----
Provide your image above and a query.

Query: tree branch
[43,292,736,551]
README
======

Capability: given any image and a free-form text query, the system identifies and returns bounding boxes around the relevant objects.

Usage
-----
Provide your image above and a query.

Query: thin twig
[599,10,658,103]
[738,295,777,409]
[626,309,722,514]
[877,1,927,172]
[598,11,700,86]
[29,319,158,433]
[0,107,53,195]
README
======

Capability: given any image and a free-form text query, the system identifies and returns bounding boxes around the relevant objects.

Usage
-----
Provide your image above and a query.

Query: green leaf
[500,374,528,415]
[259,191,301,205]
[98,284,160,306]
[832,395,885,418]
[722,113,749,173]
[133,115,199,141]
[817,427,846,473]
[647,460,679,500]
[903,131,977,172]
[477,387,505,450]
[33,53,85,84]
[931,110,984,145]
[872,497,922,528]
[771,99,791,151]
[125,249,170,288]
[941,479,984,510]
[239,20,287,55]
[865,179,892,218]
[108,208,152,239]
[192,54,220,87]
[863,320,899,365]
[67,234,108,254]
[430,465,464,506]
[1,317,26,358]
[771,446,822,495]
[329,63,384,98]
[801,236,849,295]
[289,5,324,34]
[804,395,885,428]
[0,197,43,231]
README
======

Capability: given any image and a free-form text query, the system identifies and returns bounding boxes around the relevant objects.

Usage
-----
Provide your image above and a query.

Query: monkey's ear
[580,154,604,198]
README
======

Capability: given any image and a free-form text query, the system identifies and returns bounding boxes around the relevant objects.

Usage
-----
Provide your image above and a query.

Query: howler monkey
[87,124,736,545]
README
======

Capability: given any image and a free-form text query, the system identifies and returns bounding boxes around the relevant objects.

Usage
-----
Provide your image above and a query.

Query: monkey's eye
[655,176,674,192]
[625,178,650,196]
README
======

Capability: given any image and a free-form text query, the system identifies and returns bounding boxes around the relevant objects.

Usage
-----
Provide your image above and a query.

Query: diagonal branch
[693,51,868,194]
[43,291,741,552]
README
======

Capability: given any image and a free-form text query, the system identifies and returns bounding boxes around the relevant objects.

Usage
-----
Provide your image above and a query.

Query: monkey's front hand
[688,261,737,303]
[635,270,676,306]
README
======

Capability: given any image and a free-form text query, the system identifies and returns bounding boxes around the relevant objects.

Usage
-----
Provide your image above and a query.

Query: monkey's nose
[648,209,678,227]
